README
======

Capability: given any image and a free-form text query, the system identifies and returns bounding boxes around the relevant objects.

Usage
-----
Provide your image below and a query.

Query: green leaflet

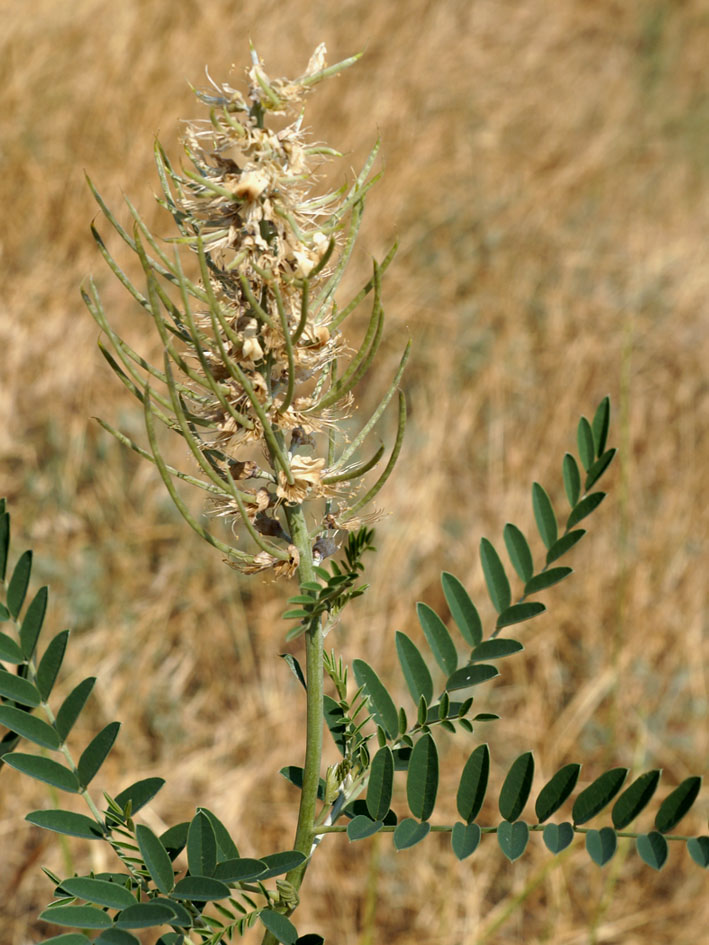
[591,396,611,456]
[26,809,105,839]
[451,822,481,860]
[495,602,545,630]
[441,572,483,647]
[535,763,581,822]
[260,908,298,945]
[524,567,572,596]
[393,817,430,851]
[470,638,524,662]
[636,831,668,870]
[567,492,605,530]
[497,820,529,862]
[543,822,574,854]
[214,857,268,882]
[353,659,399,740]
[562,453,581,507]
[114,901,176,928]
[499,752,535,822]
[347,815,384,841]
[4,752,79,792]
[457,743,489,824]
[611,769,661,830]
[585,827,617,866]
[19,584,47,658]
[114,777,166,817]
[41,935,92,945]
[545,529,585,566]
[55,677,96,742]
[39,905,112,930]
[172,875,230,901]
[36,630,70,701]
[572,768,628,825]
[577,416,595,471]
[407,733,438,821]
[0,632,24,663]
[446,663,499,692]
[60,876,136,910]
[479,538,511,613]
[0,706,60,749]
[8,550,32,620]
[367,746,394,821]
[136,823,175,893]
[655,776,702,833]
[585,448,616,491]
[187,810,218,877]
[395,631,433,704]
[687,837,709,868]
[532,482,557,550]
[0,509,9,583]
[96,929,142,945]
[416,602,457,676]
[198,806,240,860]
[257,850,307,880]
[78,721,120,788]
[503,524,534,583]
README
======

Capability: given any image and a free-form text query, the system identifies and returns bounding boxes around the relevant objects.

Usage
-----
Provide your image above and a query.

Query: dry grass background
[1,0,708,943]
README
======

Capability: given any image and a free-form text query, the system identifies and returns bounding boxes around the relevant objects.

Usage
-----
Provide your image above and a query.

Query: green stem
[260,503,323,945]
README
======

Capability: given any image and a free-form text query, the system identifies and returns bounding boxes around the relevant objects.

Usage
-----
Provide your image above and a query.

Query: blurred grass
[1,1,707,943]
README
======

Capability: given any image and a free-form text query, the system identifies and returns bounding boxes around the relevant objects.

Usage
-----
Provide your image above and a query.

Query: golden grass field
[1,1,708,943]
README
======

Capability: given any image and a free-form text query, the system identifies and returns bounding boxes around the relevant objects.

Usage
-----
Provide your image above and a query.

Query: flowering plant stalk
[0,46,705,945]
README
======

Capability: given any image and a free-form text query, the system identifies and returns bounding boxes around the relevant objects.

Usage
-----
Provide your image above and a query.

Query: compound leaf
[480,539,510,613]
[573,768,628,825]
[499,751,535,822]
[416,602,457,676]
[441,572,482,647]
[407,733,438,821]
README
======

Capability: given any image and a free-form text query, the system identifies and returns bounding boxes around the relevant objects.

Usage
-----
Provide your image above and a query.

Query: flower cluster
[85,45,408,575]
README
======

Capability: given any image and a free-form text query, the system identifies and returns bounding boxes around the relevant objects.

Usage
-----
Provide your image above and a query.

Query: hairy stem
[261,502,323,944]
